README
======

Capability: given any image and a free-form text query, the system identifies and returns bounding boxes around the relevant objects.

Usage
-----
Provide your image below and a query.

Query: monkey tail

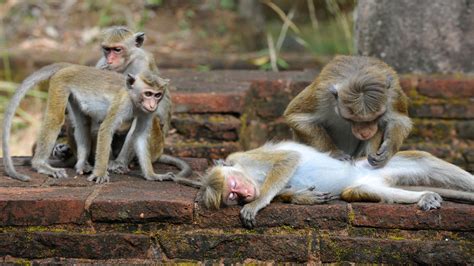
[2,63,70,181]
[157,154,193,178]
[381,150,474,201]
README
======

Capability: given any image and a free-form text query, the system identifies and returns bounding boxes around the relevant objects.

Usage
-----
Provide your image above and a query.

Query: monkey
[48,26,190,178]
[3,63,175,183]
[199,141,474,228]
[284,55,412,168]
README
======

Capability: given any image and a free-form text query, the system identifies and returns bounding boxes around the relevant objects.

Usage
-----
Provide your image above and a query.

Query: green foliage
[146,0,163,6]
[220,0,235,10]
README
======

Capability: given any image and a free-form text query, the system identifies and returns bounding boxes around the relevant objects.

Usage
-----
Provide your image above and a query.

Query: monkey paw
[240,204,258,228]
[87,173,110,184]
[51,143,72,160]
[418,192,442,211]
[330,150,352,162]
[368,143,390,167]
[145,172,175,181]
[75,162,93,175]
[108,161,130,174]
[37,166,68,179]
[291,188,336,205]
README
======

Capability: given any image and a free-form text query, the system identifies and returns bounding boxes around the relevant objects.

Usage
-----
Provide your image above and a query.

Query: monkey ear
[126,73,136,87]
[329,85,338,98]
[135,32,145,47]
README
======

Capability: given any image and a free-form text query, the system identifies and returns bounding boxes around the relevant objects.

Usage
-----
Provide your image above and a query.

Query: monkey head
[99,26,145,71]
[126,72,168,113]
[329,76,388,141]
[201,165,259,209]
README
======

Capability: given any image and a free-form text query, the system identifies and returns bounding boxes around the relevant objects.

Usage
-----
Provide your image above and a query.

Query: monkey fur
[284,55,412,168]
[3,63,174,183]
[200,141,474,228]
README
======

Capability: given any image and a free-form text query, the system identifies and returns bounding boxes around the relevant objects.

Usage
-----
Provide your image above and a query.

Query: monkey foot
[144,172,175,181]
[418,192,442,211]
[108,161,130,174]
[75,162,93,175]
[87,173,110,184]
[292,188,336,205]
[37,166,68,179]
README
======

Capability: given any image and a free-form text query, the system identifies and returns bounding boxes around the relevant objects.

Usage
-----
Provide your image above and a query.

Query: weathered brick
[158,231,311,262]
[165,141,241,160]
[456,120,474,140]
[196,202,348,229]
[172,114,241,141]
[408,119,456,142]
[350,202,474,230]
[320,236,473,264]
[89,181,197,223]
[409,102,474,119]
[0,163,51,187]
[0,186,90,226]
[0,232,151,259]
[416,77,474,98]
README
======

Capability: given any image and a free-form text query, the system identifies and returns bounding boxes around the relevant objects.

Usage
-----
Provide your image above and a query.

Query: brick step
[171,113,241,141]
[164,137,241,160]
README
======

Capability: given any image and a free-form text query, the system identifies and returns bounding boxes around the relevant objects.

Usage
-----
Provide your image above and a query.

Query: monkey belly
[325,120,366,156]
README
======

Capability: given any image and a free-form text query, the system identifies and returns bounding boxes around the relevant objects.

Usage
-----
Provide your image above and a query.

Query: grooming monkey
[3,63,174,183]
[200,141,474,228]
[50,26,189,177]
[284,55,412,167]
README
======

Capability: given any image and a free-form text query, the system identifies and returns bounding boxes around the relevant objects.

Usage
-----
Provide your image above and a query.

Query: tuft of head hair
[101,26,134,44]
[199,166,226,209]
[340,74,387,116]
[139,71,169,88]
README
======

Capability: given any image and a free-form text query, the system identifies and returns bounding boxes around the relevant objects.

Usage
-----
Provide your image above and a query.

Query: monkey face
[141,89,163,113]
[102,44,127,70]
[221,169,259,206]
[351,121,378,140]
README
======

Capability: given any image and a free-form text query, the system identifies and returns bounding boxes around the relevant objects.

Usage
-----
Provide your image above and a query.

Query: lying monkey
[3,63,173,183]
[200,141,474,228]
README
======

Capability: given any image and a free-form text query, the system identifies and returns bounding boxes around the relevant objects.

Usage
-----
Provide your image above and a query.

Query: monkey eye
[228,192,237,201]
[144,91,153,97]
[113,47,122,53]
[154,92,163,99]
[102,47,111,52]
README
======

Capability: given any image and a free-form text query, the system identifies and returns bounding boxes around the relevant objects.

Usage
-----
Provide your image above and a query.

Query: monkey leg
[67,100,92,175]
[276,187,335,205]
[31,87,69,178]
[149,116,165,162]
[341,183,442,210]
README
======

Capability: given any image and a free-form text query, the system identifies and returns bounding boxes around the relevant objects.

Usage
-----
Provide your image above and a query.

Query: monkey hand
[87,172,110,184]
[240,202,259,228]
[51,143,72,160]
[330,150,352,162]
[368,141,390,167]
[291,187,335,205]
[108,160,130,174]
[418,192,442,211]
[144,172,175,181]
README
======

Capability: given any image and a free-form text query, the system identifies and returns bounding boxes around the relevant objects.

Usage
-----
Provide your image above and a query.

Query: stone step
[171,113,241,141]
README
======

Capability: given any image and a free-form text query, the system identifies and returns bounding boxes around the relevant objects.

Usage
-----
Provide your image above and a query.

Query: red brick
[89,181,197,223]
[416,77,474,98]
[0,186,90,226]
[409,103,474,119]
[165,141,241,160]
[158,231,311,262]
[0,232,151,259]
[350,202,474,230]
[319,236,473,264]
[196,201,348,229]
[172,114,241,141]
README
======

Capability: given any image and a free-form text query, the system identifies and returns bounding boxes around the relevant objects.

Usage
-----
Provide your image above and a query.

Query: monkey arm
[239,150,301,228]
[275,187,335,205]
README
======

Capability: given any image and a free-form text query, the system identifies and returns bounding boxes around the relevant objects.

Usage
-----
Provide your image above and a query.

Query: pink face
[222,172,258,206]
[102,44,126,69]
[141,89,163,113]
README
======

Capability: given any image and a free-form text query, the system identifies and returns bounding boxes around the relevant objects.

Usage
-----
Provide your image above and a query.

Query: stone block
[172,114,241,141]
[0,186,91,226]
[89,181,197,223]
[356,0,474,73]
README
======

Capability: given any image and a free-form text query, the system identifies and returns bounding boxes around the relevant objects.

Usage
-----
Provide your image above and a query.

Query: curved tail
[157,154,193,178]
[2,63,69,181]
[382,150,474,201]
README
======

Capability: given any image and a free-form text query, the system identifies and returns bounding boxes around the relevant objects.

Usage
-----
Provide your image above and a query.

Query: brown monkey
[284,55,412,167]
[200,141,474,228]
[3,63,173,183]
[50,26,189,177]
